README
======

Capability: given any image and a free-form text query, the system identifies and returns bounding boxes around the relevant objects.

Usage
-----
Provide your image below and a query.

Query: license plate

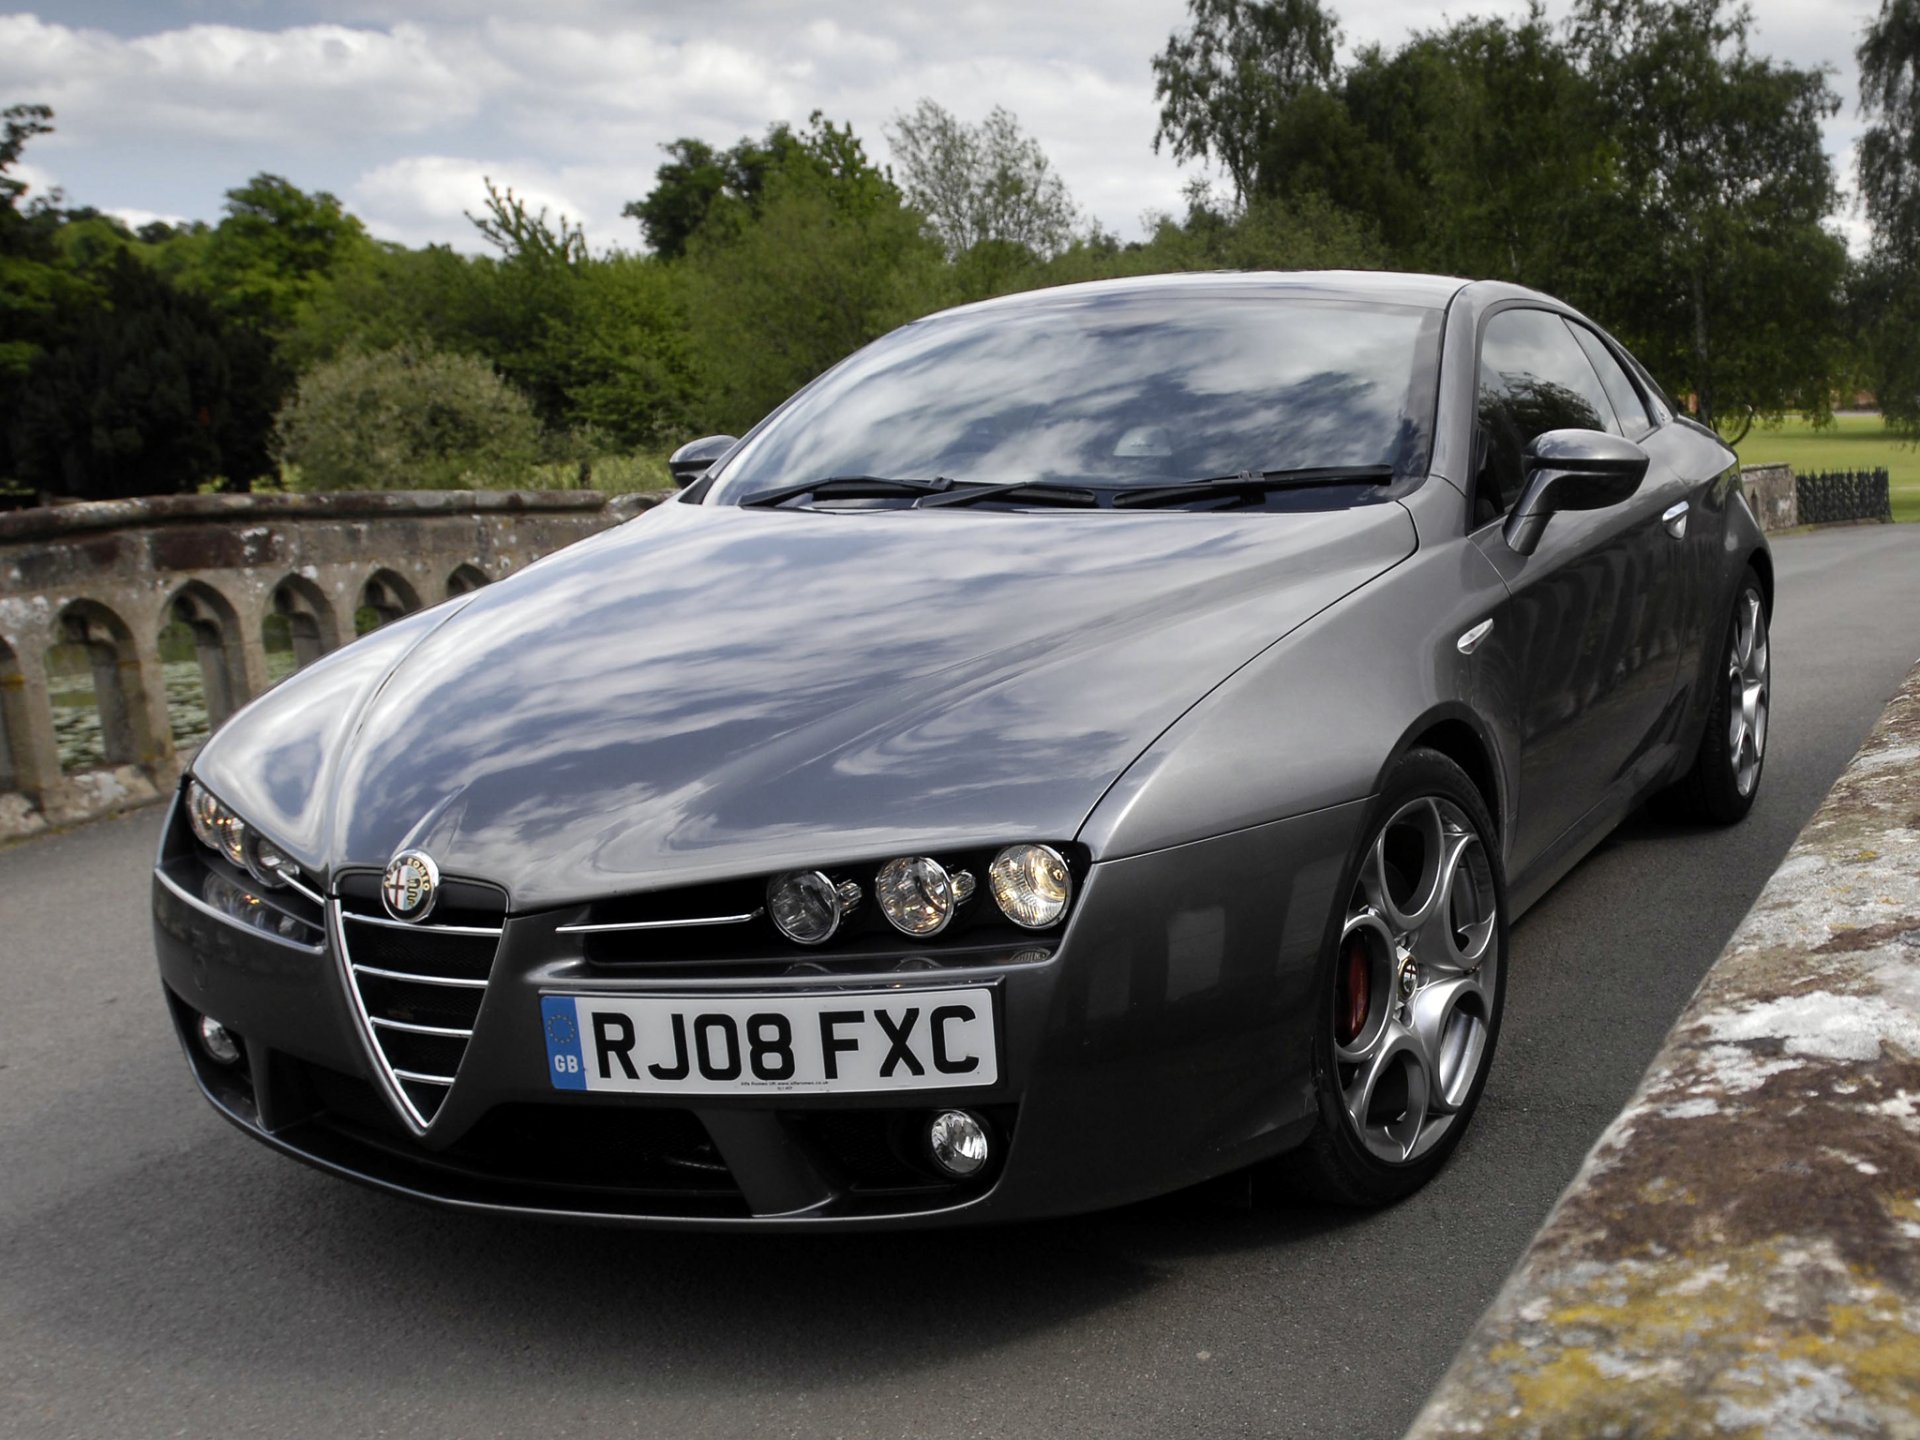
[541,988,998,1095]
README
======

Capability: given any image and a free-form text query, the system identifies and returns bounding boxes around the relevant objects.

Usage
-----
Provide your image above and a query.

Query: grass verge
[1735,413,1919,523]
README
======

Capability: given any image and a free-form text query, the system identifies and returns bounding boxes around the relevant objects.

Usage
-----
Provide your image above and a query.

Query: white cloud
[8,158,60,208]
[0,0,1885,250]
[350,155,594,251]
[109,206,192,231]
[0,12,481,142]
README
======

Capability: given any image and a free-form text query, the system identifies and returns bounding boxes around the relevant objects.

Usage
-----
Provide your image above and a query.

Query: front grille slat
[335,881,505,1129]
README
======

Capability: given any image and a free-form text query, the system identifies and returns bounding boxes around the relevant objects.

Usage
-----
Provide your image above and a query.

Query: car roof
[934,269,1477,320]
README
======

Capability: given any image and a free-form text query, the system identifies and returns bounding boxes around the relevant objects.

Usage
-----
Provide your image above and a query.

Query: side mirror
[1503,428,1650,556]
[667,434,739,489]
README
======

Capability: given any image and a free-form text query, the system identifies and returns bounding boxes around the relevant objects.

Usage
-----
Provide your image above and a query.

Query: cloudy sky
[0,0,1886,254]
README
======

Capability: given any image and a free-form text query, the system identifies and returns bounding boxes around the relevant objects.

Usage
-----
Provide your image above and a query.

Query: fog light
[877,856,969,937]
[768,870,858,946]
[198,1015,241,1066]
[928,1109,990,1178]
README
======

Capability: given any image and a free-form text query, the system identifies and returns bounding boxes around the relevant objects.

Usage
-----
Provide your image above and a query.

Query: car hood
[196,499,1414,909]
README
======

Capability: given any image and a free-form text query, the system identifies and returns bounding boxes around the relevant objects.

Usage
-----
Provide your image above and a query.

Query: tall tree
[626,114,897,257]
[1566,0,1846,438]
[192,174,371,334]
[887,101,1078,261]
[9,253,283,499]
[1856,0,1920,436]
[0,103,84,382]
[682,121,938,431]
[1152,0,1342,204]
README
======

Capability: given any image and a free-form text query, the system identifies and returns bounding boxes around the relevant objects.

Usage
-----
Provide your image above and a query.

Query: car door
[1566,320,1726,712]
[1466,307,1690,879]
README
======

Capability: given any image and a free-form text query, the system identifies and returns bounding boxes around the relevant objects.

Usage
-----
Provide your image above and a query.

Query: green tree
[0,103,89,385]
[273,341,542,491]
[191,174,372,334]
[627,115,897,258]
[683,125,942,431]
[1567,0,1847,438]
[1857,0,1920,436]
[458,179,594,429]
[566,254,700,447]
[1152,0,1343,203]
[9,252,282,499]
[887,101,1079,262]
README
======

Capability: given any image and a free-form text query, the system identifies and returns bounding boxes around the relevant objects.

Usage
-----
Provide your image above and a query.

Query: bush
[274,342,542,490]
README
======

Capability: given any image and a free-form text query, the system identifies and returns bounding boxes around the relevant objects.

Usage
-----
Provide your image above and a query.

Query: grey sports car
[152,270,1772,1228]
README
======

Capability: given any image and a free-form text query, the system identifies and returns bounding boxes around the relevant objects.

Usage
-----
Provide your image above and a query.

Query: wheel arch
[1747,546,1774,618]
[1376,704,1506,846]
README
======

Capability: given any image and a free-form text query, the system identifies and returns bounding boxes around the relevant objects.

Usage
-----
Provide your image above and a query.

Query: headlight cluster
[766,844,1071,947]
[185,780,300,891]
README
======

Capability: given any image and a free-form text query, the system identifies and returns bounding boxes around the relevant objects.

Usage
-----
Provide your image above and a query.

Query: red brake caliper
[1337,934,1370,1045]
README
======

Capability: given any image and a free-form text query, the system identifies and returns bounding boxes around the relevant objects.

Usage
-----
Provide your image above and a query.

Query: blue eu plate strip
[541,996,587,1090]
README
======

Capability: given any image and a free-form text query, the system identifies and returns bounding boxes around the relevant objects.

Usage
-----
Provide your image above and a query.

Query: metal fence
[1796,468,1894,525]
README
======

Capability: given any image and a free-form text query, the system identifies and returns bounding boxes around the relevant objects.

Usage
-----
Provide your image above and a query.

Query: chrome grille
[333,878,505,1130]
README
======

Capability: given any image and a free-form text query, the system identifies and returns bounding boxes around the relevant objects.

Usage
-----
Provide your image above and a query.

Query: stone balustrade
[0,490,660,838]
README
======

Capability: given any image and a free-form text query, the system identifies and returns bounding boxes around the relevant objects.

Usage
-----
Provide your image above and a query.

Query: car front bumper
[152,793,1366,1230]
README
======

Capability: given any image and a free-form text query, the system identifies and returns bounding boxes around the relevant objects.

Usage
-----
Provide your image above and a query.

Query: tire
[1269,748,1510,1207]
[1654,566,1769,826]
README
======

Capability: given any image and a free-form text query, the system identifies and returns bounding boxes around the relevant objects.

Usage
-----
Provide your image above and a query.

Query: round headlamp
[767,870,858,946]
[245,833,299,890]
[186,780,223,850]
[988,844,1072,929]
[876,856,961,937]
[217,810,249,869]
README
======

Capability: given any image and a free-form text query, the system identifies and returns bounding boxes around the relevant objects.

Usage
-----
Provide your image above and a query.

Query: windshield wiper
[739,475,954,508]
[915,481,1100,509]
[1112,465,1398,509]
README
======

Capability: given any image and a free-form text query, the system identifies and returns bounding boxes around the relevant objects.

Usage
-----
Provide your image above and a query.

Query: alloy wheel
[1332,796,1500,1164]
[1727,590,1769,798]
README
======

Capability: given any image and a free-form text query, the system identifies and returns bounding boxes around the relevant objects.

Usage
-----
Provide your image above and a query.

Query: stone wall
[0,490,659,837]
[1408,661,1920,1438]
[1740,462,1798,533]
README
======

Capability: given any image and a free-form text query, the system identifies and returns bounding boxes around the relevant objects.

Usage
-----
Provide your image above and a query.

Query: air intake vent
[334,875,506,1129]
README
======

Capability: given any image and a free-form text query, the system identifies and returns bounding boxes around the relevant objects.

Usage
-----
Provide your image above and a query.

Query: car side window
[1473,309,1619,526]
[1568,322,1654,439]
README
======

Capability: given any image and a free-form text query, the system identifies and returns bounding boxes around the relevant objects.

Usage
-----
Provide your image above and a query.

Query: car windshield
[705,291,1444,509]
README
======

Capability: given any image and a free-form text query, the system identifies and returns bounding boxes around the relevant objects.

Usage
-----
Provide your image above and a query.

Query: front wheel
[1275,749,1509,1206]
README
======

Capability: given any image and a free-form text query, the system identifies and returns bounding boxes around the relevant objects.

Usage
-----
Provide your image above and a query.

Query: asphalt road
[5,524,1920,1440]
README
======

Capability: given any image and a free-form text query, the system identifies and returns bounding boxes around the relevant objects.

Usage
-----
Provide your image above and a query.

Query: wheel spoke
[1417,829,1483,965]
[1342,1022,1433,1161]
[1361,797,1444,933]
[1409,975,1488,1115]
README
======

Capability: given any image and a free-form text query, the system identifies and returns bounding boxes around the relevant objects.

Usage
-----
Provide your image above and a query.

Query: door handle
[1457,618,1494,655]
[1662,500,1690,539]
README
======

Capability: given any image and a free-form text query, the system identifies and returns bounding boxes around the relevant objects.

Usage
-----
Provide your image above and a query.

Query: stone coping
[1408,661,1920,1437]
[0,489,665,546]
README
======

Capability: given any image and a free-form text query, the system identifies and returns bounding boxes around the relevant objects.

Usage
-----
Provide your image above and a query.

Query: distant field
[1735,413,1919,523]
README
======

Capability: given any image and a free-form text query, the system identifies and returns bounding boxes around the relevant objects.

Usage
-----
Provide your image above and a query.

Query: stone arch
[446,563,490,598]
[49,600,155,773]
[264,574,340,675]
[357,568,422,635]
[0,635,21,793]
[161,580,249,737]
